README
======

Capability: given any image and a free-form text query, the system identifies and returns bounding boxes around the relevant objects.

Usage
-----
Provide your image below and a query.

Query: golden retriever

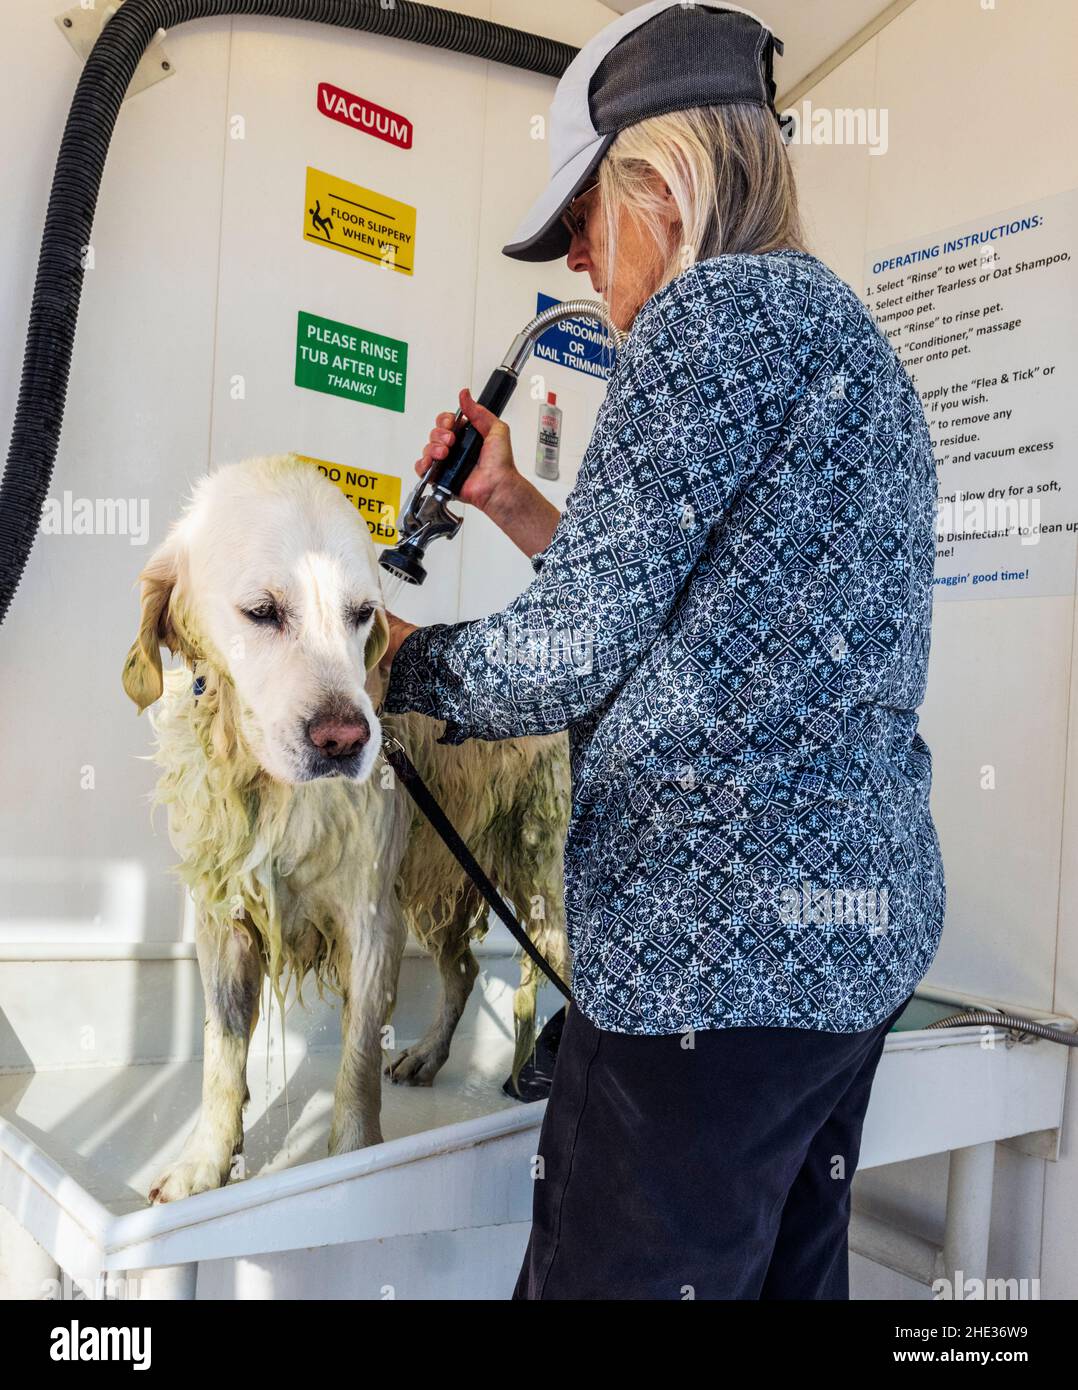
[123,454,570,1204]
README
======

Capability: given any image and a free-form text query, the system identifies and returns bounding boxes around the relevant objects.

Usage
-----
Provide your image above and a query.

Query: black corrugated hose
[0,0,575,625]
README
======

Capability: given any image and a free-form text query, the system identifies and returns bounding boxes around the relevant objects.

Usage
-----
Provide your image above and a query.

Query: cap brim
[501,132,617,263]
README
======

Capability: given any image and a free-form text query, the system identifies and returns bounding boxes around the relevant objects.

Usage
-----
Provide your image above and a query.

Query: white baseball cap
[502,1,785,263]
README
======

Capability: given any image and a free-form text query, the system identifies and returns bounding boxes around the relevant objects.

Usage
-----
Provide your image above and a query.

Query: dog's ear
[365,606,391,673]
[122,535,180,712]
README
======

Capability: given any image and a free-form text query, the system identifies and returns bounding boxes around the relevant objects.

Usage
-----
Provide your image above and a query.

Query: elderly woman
[380,0,945,1301]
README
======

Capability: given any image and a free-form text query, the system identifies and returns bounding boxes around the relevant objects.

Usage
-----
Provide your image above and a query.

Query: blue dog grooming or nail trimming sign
[532,292,618,380]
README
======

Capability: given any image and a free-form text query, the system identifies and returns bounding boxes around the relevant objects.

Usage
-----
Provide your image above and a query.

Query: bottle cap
[547,392,557,405]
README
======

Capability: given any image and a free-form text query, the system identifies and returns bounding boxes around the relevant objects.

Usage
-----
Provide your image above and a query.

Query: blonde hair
[595,103,809,322]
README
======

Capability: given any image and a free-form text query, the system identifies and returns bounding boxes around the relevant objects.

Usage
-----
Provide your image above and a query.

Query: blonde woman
[381,1,945,1300]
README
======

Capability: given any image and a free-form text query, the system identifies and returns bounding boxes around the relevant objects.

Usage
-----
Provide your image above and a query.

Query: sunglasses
[560,180,600,240]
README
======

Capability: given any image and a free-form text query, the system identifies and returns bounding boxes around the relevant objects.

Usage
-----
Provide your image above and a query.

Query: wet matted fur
[123,455,570,1204]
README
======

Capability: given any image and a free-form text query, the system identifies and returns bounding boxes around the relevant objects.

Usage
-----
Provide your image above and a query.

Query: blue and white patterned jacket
[383,248,946,1035]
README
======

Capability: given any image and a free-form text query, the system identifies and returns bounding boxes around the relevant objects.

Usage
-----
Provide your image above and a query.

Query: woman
[380,1,945,1300]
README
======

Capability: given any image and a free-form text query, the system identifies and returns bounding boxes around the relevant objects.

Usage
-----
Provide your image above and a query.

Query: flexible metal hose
[925,1009,1078,1046]
[502,297,628,372]
[0,0,576,623]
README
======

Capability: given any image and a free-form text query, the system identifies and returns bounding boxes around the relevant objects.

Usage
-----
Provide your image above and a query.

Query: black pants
[512,992,912,1300]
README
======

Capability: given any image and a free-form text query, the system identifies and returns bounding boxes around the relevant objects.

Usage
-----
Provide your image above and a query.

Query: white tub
[0,930,1071,1300]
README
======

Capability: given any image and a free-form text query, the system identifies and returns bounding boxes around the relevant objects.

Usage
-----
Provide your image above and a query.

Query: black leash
[379,734,572,1001]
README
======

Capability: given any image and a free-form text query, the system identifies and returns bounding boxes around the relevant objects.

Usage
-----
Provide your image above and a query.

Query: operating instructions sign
[295,310,407,411]
[531,292,618,380]
[865,187,1078,600]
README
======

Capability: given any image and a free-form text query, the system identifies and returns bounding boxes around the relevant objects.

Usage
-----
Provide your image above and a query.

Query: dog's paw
[384,1040,449,1087]
[148,1155,230,1204]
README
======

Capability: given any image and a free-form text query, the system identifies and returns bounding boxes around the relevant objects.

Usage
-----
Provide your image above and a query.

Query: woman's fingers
[415,404,465,476]
[458,387,500,437]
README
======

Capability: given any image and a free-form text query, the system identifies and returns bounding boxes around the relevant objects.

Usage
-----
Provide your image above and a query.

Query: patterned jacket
[383,248,946,1035]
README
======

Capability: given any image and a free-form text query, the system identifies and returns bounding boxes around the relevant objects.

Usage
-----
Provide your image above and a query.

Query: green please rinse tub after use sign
[295,310,407,410]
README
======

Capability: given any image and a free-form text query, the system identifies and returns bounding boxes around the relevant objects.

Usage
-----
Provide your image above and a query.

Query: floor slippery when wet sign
[295,310,408,411]
[303,167,416,274]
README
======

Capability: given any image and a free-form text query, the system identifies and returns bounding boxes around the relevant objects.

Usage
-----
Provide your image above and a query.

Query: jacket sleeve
[381,261,808,744]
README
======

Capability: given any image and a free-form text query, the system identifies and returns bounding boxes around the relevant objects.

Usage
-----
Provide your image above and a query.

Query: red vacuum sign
[317,82,413,149]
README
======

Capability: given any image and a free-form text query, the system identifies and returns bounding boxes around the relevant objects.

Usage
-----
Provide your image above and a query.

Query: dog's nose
[307,712,370,759]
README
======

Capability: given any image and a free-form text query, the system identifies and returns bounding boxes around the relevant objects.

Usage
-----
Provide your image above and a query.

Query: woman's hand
[417,387,519,515]
[419,386,561,558]
[380,611,419,673]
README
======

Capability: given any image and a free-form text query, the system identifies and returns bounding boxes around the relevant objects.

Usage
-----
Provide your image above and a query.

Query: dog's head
[123,455,390,785]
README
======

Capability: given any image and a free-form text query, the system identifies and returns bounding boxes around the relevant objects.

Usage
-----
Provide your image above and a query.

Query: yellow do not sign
[297,455,402,545]
[303,167,416,275]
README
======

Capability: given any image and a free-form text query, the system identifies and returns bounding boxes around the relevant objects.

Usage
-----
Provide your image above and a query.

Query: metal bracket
[55,2,175,98]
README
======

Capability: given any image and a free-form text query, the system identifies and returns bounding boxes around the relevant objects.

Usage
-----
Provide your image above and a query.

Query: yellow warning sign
[303,167,416,274]
[298,455,402,545]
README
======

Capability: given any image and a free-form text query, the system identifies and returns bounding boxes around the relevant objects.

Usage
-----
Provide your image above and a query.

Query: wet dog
[123,455,569,1203]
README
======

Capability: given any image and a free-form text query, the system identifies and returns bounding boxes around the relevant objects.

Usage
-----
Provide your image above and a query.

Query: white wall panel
[0,5,233,941]
[867,0,1078,1023]
[791,0,1078,1296]
[784,38,877,289]
[212,9,489,631]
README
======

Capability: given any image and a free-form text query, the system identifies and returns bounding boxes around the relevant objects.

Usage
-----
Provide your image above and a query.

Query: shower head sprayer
[378,299,626,587]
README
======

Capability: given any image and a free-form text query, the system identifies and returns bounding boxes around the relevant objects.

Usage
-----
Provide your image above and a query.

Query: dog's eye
[348,604,375,629]
[242,601,282,627]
